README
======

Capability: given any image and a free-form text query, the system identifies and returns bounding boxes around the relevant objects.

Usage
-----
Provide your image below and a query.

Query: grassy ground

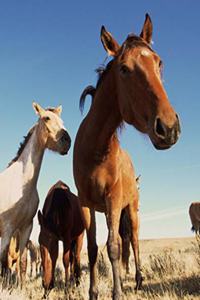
[0,237,199,299]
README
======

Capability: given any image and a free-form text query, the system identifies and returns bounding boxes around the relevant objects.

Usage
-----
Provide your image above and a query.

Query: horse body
[38,181,84,298]
[73,14,180,300]
[0,103,71,276]
[189,202,200,236]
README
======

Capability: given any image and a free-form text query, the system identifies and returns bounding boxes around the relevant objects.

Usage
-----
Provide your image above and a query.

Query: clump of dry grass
[146,249,186,279]
[0,238,199,299]
[97,251,110,278]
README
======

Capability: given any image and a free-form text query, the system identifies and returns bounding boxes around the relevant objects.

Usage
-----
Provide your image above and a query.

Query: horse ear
[136,174,141,183]
[33,102,45,118]
[140,13,153,44]
[100,26,120,57]
[38,210,44,225]
[54,105,62,116]
[136,174,141,190]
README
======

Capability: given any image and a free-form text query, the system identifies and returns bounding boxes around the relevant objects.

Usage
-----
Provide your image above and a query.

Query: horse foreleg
[69,243,75,282]
[105,187,123,300]
[106,209,122,300]
[82,206,98,300]
[40,239,58,298]
[128,204,143,291]
[0,233,12,288]
[63,246,70,289]
[20,247,27,288]
[19,223,33,288]
[74,231,84,286]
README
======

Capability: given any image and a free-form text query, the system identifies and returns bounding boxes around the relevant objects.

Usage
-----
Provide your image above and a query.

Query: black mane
[7,126,36,168]
[79,60,114,113]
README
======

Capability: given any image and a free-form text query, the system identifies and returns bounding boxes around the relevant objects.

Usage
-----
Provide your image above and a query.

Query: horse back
[42,182,84,242]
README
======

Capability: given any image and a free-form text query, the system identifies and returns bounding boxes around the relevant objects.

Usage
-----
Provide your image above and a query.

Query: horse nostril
[61,132,71,145]
[154,117,167,139]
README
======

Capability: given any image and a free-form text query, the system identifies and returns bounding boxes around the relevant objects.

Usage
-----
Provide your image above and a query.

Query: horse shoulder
[120,149,139,208]
[0,162,24,213]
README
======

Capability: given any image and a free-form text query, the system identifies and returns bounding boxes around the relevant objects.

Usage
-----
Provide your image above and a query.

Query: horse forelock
[7,125,36,168]
[124,33,153,52]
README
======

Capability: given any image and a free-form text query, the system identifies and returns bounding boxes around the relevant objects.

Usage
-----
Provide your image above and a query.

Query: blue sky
[0,1,199,245]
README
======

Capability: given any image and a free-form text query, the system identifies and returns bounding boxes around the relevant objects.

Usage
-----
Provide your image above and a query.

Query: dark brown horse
[189,202,200,243]
[38,181,84,298]
[73,14,180,300]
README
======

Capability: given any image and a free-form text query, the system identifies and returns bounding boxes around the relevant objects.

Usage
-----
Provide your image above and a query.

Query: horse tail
[119,210,131,272]
[79,85,96,114]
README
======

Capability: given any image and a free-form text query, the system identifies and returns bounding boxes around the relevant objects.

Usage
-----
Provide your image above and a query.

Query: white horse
[0,102,71,276]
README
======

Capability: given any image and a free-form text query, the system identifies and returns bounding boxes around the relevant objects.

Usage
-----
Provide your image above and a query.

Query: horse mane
[79,85,96,114]
[7,125,36,168]
[79,60,114,114]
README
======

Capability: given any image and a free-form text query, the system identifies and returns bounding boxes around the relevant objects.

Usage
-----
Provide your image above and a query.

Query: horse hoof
[135,275,144,292]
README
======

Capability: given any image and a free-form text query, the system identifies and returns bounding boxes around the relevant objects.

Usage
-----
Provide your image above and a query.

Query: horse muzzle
[150,114,181,150]
[60,130,71,155]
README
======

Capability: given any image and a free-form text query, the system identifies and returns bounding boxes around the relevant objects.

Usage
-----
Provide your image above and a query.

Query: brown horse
[73,14,180,300]
[38,180,84,298]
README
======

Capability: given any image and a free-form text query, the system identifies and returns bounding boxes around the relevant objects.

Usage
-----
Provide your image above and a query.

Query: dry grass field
[0,237,199,300]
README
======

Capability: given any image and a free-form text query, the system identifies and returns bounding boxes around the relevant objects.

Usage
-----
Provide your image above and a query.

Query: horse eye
[44,116,50,122]
[119,65,131,76]
[159,60,163,68]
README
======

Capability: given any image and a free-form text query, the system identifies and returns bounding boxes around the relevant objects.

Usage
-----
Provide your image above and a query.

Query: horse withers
[38,181,84,298]
[73,14,180,300]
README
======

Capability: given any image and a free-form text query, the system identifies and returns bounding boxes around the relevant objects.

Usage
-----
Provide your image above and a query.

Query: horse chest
[82,167,118,212]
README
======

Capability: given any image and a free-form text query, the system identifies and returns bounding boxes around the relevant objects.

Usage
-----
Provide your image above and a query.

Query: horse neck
[84,73,122,155]
[17,125,45,188]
